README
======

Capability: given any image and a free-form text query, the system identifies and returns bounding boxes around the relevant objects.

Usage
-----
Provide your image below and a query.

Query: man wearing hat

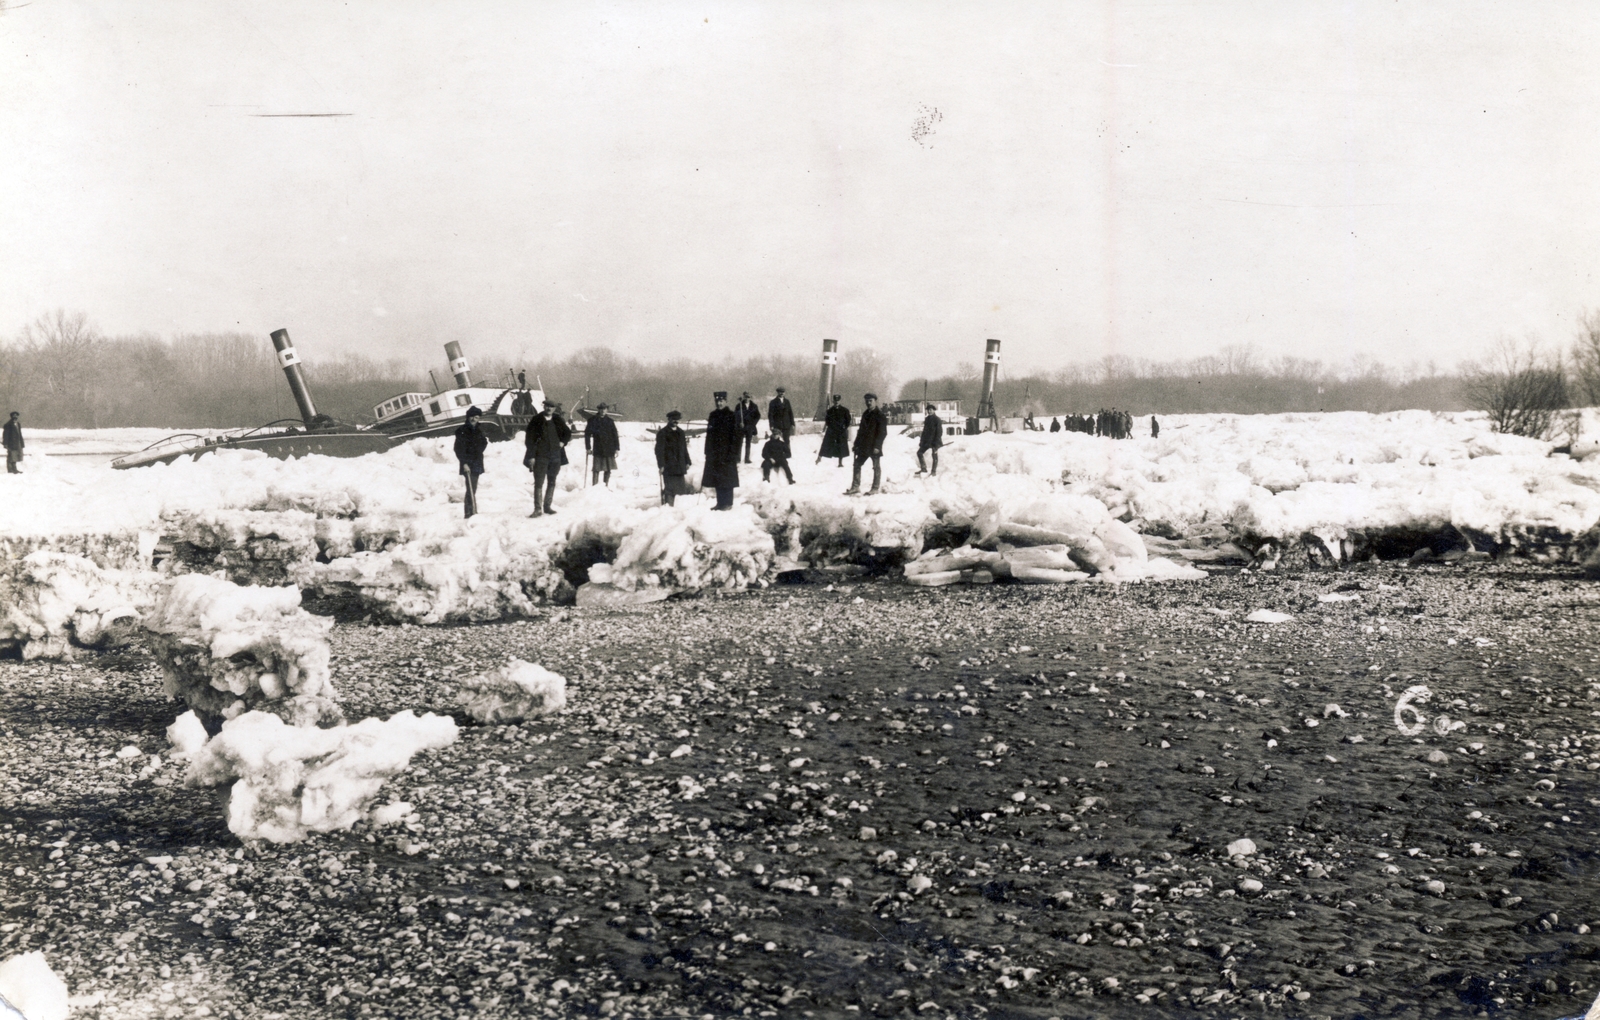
[453,406,488,518]
[915,402,944,477]
[523,399,571,516]
[817,393,850,466]
[846,392,887,495]
[702,391,741,510]
[583,402,620,487]
[3,412,23,475]
[733,391,762,464]
[654,411,692,505]
[767,386,795,455]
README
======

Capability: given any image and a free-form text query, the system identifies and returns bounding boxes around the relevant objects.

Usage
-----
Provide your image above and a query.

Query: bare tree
[1568,308,1600,406]
[1462,337,1568,439]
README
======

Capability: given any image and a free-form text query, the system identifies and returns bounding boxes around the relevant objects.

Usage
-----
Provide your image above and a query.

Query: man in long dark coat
[583,402,621,487]
[3,412,22,475]
[453,406,489,518]
[654,411,692,506]
[915,403,943,477]
[767,386,795,453]
[846,392,888,495]
[817,394,850,466]
[702,391,741,510]
[733,391,762,464]
[523,399,571,517]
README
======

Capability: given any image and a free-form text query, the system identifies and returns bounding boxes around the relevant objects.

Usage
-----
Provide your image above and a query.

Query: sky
[3,1,1598,380]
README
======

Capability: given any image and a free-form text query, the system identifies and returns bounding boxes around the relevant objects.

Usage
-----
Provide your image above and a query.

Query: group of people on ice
[450,388,950,517]
[1048,409,1153,438]
[655,389,944,509]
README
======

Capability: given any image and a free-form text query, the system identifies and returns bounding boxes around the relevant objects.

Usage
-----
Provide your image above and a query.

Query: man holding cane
[453,406,488,518]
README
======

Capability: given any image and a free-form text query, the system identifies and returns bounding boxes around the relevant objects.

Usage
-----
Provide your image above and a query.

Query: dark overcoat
[733,399,762,437]
[918,413,944,451]
[654,424,692,476]
[767,396,795,432]
[453,422,488,475]
[2,420,22,451]
[854,406,888,457]
[819,404,851,458]
[525,413,572,464]
[585,414,620,459]
[701,406,741,488]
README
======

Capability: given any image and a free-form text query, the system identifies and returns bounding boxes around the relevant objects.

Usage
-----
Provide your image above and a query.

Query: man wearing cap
[523,400,571,517]
[817,394,850,466]
[702,391,741,510]
[760,431,794,484]
[767,386,795,454]
[915,402,944,477]
[846,392,887,495]
[3,412,22,475]
[453,406,489,518]
[655,411,692,505]
[584,402,620,487]
[733,391,761,464]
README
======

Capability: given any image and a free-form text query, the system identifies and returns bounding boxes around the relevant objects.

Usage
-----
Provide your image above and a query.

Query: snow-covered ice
[142,574,340,732]
[458,657,568,724]
[0,551,152,659]
[185,709,458,843]
[2,410,1597,641]
[0,951,69,1020]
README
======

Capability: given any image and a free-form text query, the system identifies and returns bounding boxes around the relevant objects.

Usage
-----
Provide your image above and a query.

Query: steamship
[369,342,540,444]
[112,329,394,470]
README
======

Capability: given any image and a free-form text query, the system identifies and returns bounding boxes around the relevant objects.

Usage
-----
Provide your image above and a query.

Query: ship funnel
[976,339,1001,420]
[445,342,472,388]
[270,328,318,425]
[814,339,839,420]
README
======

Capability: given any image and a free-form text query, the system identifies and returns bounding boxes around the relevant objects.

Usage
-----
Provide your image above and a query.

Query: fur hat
[465,405,483,418]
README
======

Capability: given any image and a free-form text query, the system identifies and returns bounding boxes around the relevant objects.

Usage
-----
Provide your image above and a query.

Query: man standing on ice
[915,402,943,477]
[702,391,741,510]
[1150,415,1160,439]
[524,399,571,517]
[817,393,850,466]
[453,406,488,518]
[767,386,795,454]
[847,392,887,495]
[584,402,620,487]
[655,411,692,505]
[734,391,761,464]
[3,412,21,474]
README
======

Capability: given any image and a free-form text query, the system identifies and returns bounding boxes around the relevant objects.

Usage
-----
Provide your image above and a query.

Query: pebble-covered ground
[3,564,1600,1020]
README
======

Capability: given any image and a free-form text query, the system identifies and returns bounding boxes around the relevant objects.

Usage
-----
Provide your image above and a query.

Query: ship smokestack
[814,339,839,420]
[445,342,472,388]
[270,328,318,425]
[976,338,1001,421]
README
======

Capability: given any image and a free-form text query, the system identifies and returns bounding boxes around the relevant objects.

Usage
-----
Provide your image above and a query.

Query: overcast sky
[3,1,1597,378]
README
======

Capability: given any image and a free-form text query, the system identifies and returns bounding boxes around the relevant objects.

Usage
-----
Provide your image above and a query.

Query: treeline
[899,349,1467,417]
[0,312,896,428]
[0,313,417,428]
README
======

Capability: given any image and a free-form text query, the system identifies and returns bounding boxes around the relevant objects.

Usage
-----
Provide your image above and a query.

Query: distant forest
[1,311,1467,429]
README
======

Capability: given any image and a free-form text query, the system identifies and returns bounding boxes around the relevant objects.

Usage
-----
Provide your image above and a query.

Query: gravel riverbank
[3,564,1599,1019]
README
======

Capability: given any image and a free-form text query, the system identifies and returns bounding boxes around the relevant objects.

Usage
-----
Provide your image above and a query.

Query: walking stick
[658,468,667,505]
[462,468,478,518]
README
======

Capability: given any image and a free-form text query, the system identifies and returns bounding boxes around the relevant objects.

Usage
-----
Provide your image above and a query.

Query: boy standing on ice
[760,431,794,484]
[524,399,571,517]
[702,391,741,510]
[3,412,21,474]
[846,392,887,495]
[453,406,488,518]
[655,411,691,505]
[915,403,943,476]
